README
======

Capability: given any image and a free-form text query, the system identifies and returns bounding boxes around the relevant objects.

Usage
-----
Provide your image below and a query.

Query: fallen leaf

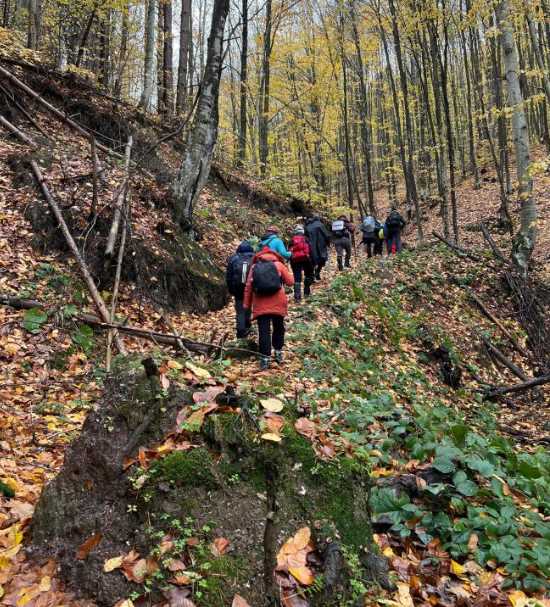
[211,537,230,556]
[76,532,102,560]
[167,559,186,572]
[294,418,316,439]
[260,397,284,412]
[261,432,282,442]
[450,559,467,579]
[185,361,211,380]
[395,581,414,607]
[508,590,529,607]
[288,565,315,585]
[171,573,192,585]
[104,555,124,572]
[113,600,135,607]
[467,533,478,552]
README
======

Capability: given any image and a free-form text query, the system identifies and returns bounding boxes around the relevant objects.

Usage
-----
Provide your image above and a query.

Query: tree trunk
[171,0,230,228]
[176,0,192,113]
[258,0,272,176]
[162,0,174,115]
[238,0,248,166]
[113,3,129,99]
[27,0,40,50]
[496,0,536,274]
[140,0,157,112]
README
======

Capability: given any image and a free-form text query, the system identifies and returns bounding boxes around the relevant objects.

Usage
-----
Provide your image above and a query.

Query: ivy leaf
[433,457,456,474]
[22,308,48,333]
[466,455,495,477]
[453,471,478,497]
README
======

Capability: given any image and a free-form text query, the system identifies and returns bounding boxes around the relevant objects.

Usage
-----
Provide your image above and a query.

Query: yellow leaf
[292,527,311,551]
[261,433,282,442]
[508,590,528,607]
[260,398,284,412]
[104,555,124,572]
[167,360,183,369]
[185,361,211,379]
[382,546,395,558]
[38,576,51,592]
[450,559,466,578]
[288,565,315,586]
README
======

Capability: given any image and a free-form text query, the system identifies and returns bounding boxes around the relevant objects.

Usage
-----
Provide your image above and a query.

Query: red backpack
[290,235,310,262]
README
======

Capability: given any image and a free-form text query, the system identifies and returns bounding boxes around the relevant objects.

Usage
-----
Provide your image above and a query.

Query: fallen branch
[466,288,529,358]
[28,159,127,355]
[0,295,256,357]
[484,374,550,400]
[479,222,511,266]
[432,231,481,261]
[0,64,117,158]
[105,135,132,258]
[0,113,37,147]
[479,334,529,382]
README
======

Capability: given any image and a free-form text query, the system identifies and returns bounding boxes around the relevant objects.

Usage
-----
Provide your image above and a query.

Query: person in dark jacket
[305,216,331,281]
[226,241,255,338]
[385,206,406,255]
[332,215,352,270]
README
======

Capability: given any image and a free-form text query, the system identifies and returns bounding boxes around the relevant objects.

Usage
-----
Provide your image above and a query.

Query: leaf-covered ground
[1,30,550,606]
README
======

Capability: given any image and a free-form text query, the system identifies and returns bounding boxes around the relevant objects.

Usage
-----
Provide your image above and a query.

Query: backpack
[291,235,310,262]
[362,216,376,234]
[331,220,347,239]
[228,253,252,296]
[252,259,282,295]
[386,211,403,231]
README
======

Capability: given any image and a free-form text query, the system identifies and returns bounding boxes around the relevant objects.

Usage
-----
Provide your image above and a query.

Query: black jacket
[305,219,331,265]
[226,242,254,297]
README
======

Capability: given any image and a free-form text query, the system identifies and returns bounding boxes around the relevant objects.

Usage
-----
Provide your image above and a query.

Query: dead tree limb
[0,295,259,357]
[466,288,529,358]
[0,64,118,158]
[479,222,511,266]
[28,160,127,355]
[479,334,529,382]
[105,136,133,258]
[484,374,550,400]
[432,231,481,261]
[0,113,37,147]
[90,134,99,218]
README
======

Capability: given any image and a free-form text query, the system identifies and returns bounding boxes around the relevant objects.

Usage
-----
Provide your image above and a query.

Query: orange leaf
[288,565,315,586]
[76,532,102,560]
[294,418,316,439]
[211,537,230,556]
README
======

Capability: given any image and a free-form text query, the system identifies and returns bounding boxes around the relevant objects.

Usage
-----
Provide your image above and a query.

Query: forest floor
[1,36,550,607]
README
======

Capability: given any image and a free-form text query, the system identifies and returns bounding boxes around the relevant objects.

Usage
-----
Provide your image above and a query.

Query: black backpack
[252,259,282,295]
[228,253,253,296]
[386,211,403,231]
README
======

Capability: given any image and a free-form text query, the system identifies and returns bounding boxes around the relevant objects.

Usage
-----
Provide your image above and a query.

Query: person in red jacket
[243,248,294,370]
[289,225,314,302]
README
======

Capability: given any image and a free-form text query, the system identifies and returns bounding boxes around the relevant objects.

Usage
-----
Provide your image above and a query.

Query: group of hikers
[226,207,406,370]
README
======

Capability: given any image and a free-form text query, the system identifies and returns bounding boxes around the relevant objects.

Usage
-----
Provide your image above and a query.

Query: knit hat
[266,225,279,234]
[293,224,305,234]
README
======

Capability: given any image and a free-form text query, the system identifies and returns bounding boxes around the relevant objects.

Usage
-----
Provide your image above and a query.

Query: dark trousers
[374,238,383,256]
[386,231,402,255]
[363,237,376,258]
[257,314,285,358]
[313,257,327,280]
[334,237,352,268]
[234,297,251,338]
[291,260,314,298]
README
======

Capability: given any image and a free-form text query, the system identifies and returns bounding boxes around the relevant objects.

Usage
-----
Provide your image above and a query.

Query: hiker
[225,241,255,338]
[243,248,294,370]
[360,215,382,258]
[289,224,314,302]
[304,216,331,281]
[374,221,385,256]
[331,215,352,270]
[259,226,291,260]
[385,206,406,255]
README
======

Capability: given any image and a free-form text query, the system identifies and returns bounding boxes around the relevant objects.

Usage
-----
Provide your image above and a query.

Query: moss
[196,556,249,606]
[283,427,317,473]
[153,448,216,488]
[203,413,246,449]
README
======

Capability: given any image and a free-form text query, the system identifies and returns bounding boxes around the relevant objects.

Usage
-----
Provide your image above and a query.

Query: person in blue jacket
[259,226,291,260]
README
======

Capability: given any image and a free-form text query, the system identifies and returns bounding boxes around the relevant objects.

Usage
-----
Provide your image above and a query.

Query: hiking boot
[274,350,283,364]
[315,270,321,281]
[260,356,270,370]
[344,258,351,268]
[337,257,344,271]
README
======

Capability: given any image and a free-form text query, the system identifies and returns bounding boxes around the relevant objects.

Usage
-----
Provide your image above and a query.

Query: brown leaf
[210,537,230,556]
[76,532,102,560]
[294,418,316,439]
[167,559,186,572]
[232,594,252,607]
[288,565,315,586]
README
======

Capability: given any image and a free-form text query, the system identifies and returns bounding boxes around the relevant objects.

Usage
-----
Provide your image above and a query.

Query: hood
[236,240,254,254]
[253,248,284,263]
[260,233,278,243]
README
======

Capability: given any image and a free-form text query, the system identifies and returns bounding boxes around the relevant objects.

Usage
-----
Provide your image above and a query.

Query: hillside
[1,45,550,607]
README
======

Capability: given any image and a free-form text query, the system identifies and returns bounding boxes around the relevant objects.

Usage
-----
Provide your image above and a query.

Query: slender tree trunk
[496,0,536,274]
[75,8,96,67]
[176,0,192,113]
[258,0,272,176]
[163,0,174,115]
[27,0,40,49]
[238,0,248,165]
[171,0,230,228]
[114,4,129,99]
[140,0,157,112]
[460,26,480,189]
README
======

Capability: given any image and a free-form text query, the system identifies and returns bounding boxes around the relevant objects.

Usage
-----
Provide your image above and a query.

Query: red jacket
[243,249,294,319]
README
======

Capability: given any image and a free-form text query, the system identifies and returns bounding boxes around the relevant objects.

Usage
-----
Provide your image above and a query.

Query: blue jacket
[259,234,291,260]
